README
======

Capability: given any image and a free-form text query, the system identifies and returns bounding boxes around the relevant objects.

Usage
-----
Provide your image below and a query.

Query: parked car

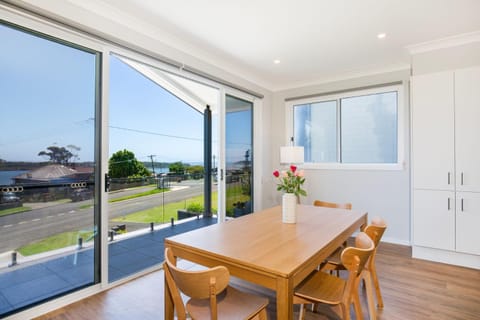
[70,188,93,202]
[1,192,20,203]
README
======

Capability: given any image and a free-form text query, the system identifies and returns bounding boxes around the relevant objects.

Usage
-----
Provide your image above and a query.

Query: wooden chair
[321,217,387,319]
[314,200,353,257]
[294,232,375,320]
[163,248,269,320]
[313,200,352,210]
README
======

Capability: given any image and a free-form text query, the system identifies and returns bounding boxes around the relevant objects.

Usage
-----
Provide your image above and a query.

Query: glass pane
[0,24,98,317]
[294,101,337,162]
[341,91,398,163]
[226,95,253,218]
[109,55,217,282]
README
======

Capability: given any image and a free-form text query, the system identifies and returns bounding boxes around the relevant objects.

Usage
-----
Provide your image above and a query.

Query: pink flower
[272,165,307,197]
[295,170,304,177]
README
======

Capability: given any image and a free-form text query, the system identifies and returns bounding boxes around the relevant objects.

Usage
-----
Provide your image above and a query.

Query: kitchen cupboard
[411,66,480,269]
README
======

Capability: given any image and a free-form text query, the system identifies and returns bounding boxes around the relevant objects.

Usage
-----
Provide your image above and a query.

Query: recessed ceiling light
[273,59,281,64]
[377,33,386,39]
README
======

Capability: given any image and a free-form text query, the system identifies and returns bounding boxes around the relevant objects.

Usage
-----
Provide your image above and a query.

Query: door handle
[105,173,110,192]
[447,197,450,210]
[461,198,464,212]
[447,172,451,185]
[461,172,464,185]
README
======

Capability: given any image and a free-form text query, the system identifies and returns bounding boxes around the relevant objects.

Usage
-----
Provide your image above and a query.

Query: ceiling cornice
[406,30,480,55]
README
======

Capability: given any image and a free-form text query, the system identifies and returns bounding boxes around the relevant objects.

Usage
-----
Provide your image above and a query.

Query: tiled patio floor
[0,217,217,317]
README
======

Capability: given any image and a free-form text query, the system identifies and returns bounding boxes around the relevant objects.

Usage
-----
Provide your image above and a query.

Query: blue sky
[0,23,251,166]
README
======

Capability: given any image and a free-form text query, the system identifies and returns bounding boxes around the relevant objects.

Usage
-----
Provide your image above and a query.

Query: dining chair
[163,247,269,320]
[313,199,353,261]
[294,232,375,320]
[313,200,352,210]
[321,217,387,319]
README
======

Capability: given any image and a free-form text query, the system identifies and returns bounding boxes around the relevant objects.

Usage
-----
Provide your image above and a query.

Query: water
[0,170,27,185]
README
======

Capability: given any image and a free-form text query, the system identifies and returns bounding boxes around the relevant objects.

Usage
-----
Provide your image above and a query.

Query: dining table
[164,204,367,320]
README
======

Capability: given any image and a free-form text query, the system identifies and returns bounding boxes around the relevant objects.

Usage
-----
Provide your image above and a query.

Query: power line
[109,125,202,142]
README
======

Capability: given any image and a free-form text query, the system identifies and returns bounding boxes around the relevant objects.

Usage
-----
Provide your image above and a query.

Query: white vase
[282,193,297,224]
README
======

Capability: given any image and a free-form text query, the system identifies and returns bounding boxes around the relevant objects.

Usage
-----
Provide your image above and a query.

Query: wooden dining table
[164,204,367,320]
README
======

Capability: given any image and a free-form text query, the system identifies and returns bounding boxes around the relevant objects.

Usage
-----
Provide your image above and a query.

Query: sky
[0,23,252,166]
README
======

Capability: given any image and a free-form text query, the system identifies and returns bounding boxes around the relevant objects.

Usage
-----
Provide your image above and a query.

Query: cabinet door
[456,192,480,255]
[411,72,455,190]
[413,189,455,250]
[455,66,480,192]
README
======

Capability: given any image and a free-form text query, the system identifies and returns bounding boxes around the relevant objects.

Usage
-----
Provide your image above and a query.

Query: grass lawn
[18,230,95,256]
[109,188,168,203]
[112,192,219,223]
[0,206,31,217]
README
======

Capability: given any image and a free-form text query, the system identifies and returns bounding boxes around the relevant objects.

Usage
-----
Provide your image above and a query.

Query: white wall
[270,70,412,245]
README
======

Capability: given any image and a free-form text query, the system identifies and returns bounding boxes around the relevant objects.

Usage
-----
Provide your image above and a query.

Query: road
[0,181,206,253]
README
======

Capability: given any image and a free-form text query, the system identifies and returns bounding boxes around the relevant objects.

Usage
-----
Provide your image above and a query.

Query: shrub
[186,203,204,213]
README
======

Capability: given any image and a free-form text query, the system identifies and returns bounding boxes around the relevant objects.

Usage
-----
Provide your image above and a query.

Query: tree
[108,149,150,178]
[66,144,81,164]
[168,161,186,174]
[38,145,74,165]
[186,165,204,179]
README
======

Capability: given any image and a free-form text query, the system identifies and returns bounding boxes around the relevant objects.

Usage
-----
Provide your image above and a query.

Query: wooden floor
[35,242,480,320]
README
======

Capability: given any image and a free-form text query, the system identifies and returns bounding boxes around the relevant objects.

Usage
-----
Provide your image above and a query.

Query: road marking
[32,218,40,222]
[58,213,65,216]
[3,225,12,228]
[46,215,54,219]
[18,221,27,224]
[69,210,75,213]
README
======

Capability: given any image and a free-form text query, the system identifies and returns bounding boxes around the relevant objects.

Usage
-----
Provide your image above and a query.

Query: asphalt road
[0,181,205,253]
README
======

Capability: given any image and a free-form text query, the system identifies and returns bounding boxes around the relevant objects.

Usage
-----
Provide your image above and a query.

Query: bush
[186,203,204,213]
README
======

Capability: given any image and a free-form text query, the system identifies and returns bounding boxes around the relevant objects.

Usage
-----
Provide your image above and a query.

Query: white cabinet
[411,71,455,191]
[456,192,480,255]
[413,189,455,250]
[455,66,480,192]
[411,66,480,264]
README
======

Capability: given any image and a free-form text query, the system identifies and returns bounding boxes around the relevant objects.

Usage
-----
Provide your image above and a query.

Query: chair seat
[187,285,269,320]
[294,271,346,305]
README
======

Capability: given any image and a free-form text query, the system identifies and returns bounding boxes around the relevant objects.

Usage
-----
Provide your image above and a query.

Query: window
[288,85,403,169]
[0,22,100,317]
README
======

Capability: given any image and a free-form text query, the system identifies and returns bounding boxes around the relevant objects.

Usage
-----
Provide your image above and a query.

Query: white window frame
[285,84,405,171]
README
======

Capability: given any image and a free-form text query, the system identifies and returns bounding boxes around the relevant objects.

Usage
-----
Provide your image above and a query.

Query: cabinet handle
[461,198,464,212]
[447,172,451,185]
[448,197,450,210]
[461,172,464,185]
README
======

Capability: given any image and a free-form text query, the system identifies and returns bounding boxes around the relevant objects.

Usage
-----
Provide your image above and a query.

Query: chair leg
[363,272,377,320]
[257,308,267,320]
[371,264,384,308]
[341,303,351,320]
[298,304,307,320]
[352,294,363,320]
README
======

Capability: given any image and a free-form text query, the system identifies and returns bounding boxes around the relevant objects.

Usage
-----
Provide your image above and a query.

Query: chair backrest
[164,248,230,320]
[313,200,352,210]
[364,217,387,248]
[363,217,387,271]
[340,232,375,303]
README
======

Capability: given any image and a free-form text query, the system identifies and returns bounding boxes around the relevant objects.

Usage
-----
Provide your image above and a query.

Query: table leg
[276,277,293,320]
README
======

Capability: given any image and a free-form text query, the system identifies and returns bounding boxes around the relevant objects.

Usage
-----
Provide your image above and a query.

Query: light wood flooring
[35,242,480,320]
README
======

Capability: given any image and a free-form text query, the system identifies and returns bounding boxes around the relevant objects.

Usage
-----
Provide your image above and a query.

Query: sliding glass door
[0,23,100,317]
[223,94,254,218]
[108,54,219,281]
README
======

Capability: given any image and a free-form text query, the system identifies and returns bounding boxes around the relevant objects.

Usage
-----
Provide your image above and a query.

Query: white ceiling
[18,0,480,90]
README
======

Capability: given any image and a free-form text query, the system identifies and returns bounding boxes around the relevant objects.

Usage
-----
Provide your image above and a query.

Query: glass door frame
[218,88,261,222]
